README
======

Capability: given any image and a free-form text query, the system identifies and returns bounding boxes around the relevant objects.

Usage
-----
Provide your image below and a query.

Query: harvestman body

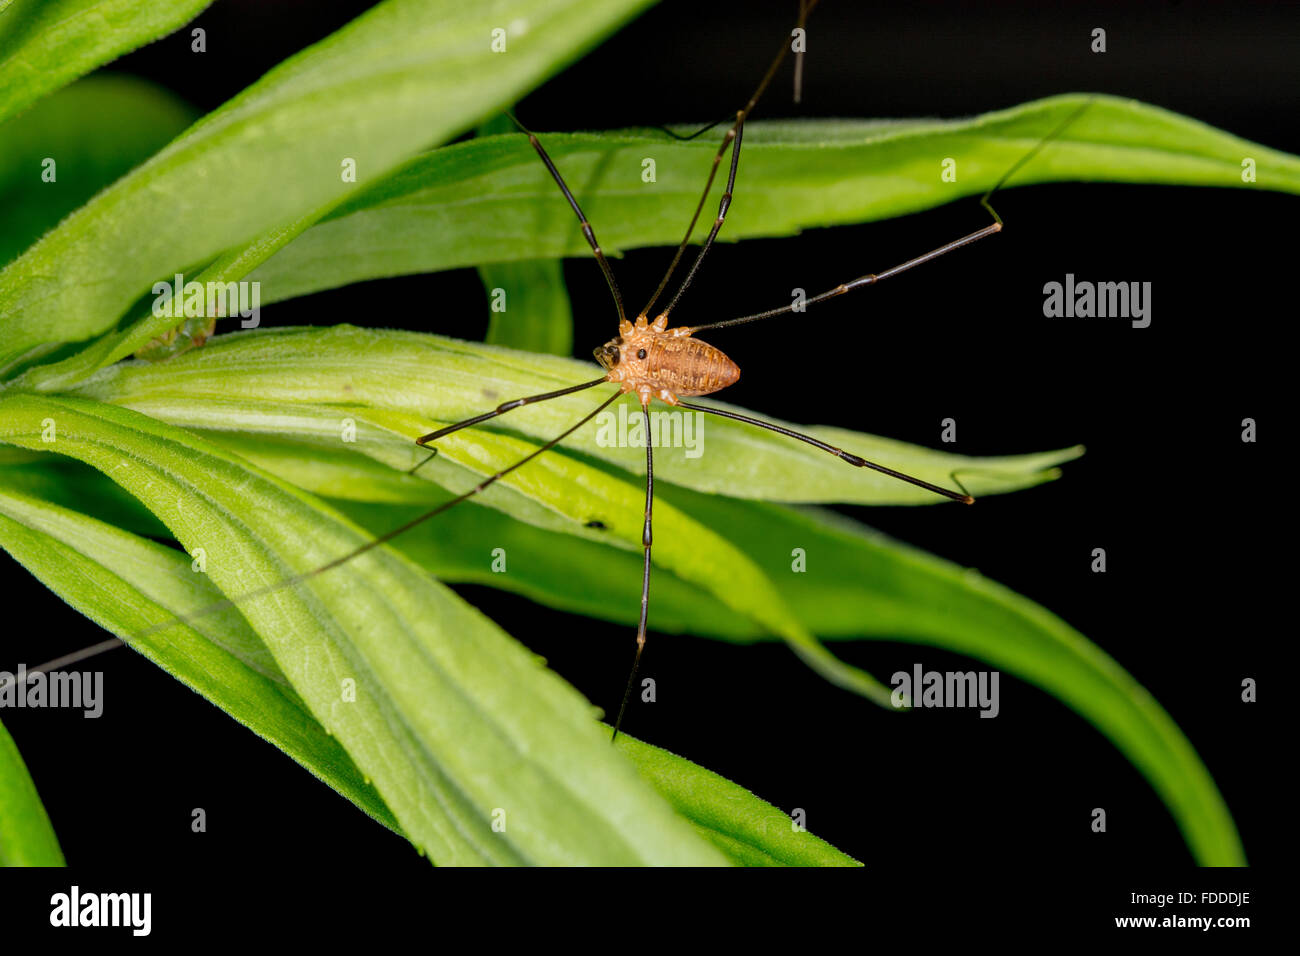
[15,1,1088,743]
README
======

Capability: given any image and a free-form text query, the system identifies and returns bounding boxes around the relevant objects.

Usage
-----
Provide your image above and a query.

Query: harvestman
[399,7,1085,739]
[13,4,1087,743]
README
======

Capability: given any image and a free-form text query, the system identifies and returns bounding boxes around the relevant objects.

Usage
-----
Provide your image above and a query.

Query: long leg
[641,0,821,318]
[685,222,1002,334]
[612,399,654,742]
[653,115,731,142]
[656,117,744,321]
[21,390,623,677]
[685,97,1095,335]
[793,0,811,104]
[677,401,974,504]
[509,113,627,322]
[410,376,607,475]
[277,388,619,581]
[640,117,739,318]
[0,638,125,692]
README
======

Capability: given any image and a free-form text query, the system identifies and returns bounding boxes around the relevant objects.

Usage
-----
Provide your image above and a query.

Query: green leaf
[403,485,1243,865]
[0,0,212,125]
[60,342,1235,865]
[0,392,727,865]
[0,75,198,269]
[262,450,1244,866]
[656,496,1246,866]
[480,259,575,355]
[0,0,658,371]
[0,715,65,866]
[614,732,860,866]
[327,485,1247,866]
[0,344,1241,861]
[0,456,169,539]
[0,476,402,835]
[67,325,1078,505]
[19,94,1297,390]
[0,458,859,865]
[241,95,1300,304]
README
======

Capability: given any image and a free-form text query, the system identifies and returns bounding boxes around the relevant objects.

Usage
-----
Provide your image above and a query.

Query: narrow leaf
[615,732,861,867]
[0,0,657,369]
[0,460,859,865]
[243,96,1300,304]
[0,477,402,834]
[337,485,1248,865]
[0,405,1240,863]
[0,0,211,125]
[0,392,727,865]
[68,326,1078,504]
[0,716,65,866]
[94,415,1237,865]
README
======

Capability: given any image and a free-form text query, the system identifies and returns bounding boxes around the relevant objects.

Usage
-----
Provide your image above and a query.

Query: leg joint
[839,450,865,467]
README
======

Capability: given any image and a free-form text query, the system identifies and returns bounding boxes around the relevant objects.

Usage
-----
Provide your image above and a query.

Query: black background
[0,0,1289,902]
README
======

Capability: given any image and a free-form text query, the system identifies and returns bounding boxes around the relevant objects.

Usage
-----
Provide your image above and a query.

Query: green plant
[3,0,1293,866]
